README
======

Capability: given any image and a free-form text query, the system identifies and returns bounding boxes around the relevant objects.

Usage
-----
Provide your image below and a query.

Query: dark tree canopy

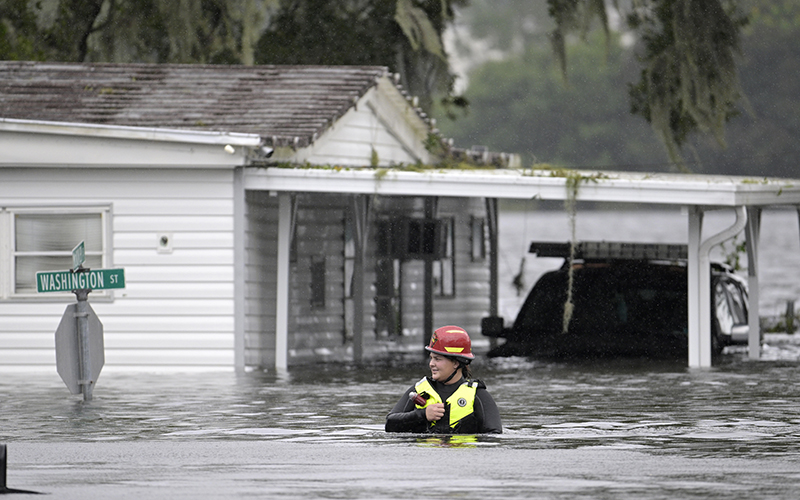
[682,0,800,177]
[548,0,749,171]
[436,30,668,171]
[2,0,797,175]
[437,0,800,177]
[255,0,466,111]
[0,0,255,64]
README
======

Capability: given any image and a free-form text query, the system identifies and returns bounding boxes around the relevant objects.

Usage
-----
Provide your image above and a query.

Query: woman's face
[429,352,459,384]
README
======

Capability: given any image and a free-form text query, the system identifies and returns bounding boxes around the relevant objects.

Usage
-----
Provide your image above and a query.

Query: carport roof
[244,167,800,208]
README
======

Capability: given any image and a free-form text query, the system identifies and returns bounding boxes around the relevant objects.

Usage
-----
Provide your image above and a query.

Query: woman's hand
[425,403,445,422]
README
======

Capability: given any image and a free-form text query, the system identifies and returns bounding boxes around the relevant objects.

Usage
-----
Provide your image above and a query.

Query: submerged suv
[484,241,749,359]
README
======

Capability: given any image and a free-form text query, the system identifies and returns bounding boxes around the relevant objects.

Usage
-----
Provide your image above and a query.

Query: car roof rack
[528,241,688,261]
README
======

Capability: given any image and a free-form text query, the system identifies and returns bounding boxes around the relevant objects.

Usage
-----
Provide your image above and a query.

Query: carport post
[275,192,292,372]
[422,197,438,348]
[486,199,499,315]
[687,206,704,367]
[745,207,762,359]
[350,195,369,363]
[233,167,246,372]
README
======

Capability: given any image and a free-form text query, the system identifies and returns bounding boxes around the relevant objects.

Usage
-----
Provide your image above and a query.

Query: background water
[497,206,800,321]
[2,207,800,499]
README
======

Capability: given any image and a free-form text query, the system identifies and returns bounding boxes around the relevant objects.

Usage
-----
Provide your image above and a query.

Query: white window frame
[1,205,113,300]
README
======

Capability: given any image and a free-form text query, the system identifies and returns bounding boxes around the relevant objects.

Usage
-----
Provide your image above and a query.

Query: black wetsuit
[385,377,502,434]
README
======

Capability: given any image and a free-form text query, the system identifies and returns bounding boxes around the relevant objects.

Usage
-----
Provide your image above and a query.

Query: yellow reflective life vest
[414,377,479,432]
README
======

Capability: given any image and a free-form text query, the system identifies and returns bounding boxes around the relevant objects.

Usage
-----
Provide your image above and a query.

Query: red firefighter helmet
[425,325,474,361]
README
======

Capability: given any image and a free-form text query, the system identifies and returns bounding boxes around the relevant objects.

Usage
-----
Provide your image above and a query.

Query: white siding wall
[434,197,491,331]
[244,192,354,368]
[290,86,432,168]
[289,194,348,362]
[363,196,490,349]
[390,198,490,339]
[313,109,409,166]
[0,167,236,371]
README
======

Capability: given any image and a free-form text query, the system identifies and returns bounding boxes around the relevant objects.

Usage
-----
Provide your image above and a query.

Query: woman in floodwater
[385,325,502,434]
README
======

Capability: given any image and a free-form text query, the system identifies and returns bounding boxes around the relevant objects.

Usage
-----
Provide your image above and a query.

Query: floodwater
[3,207,800,499]
[3,349,800,499]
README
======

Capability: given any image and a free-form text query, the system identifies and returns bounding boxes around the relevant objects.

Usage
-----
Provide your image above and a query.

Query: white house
[1,61,799,373]
[0,61,514,373]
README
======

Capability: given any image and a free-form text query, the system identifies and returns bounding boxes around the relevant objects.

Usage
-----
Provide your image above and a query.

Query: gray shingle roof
[0,61,395,148]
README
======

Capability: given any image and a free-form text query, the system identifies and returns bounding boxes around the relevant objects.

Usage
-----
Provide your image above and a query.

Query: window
[433,217,455,297]
[344,213,355,298]
[471,217,486,261]
[310,256,326,308]
[1,207,110,299]
[375,258,401,338]
[715,279,748,335]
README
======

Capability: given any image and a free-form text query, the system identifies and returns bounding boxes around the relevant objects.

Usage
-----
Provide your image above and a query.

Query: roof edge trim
[0,118,263,146]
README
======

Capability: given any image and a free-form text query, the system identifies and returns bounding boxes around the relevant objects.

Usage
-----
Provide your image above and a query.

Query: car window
[715,282,735,335]
[514,265,688,336]
[513,272,566,334]
[723,280,748,324]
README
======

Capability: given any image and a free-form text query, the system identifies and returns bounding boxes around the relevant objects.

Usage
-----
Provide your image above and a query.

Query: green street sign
[72,241,85,271]
[36,268,125,293]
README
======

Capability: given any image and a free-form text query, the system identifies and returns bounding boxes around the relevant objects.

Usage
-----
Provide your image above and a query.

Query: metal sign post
[54,297,104,399]
[76,287,98,401]
[38,242,124,401]
[52,271,105,402]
